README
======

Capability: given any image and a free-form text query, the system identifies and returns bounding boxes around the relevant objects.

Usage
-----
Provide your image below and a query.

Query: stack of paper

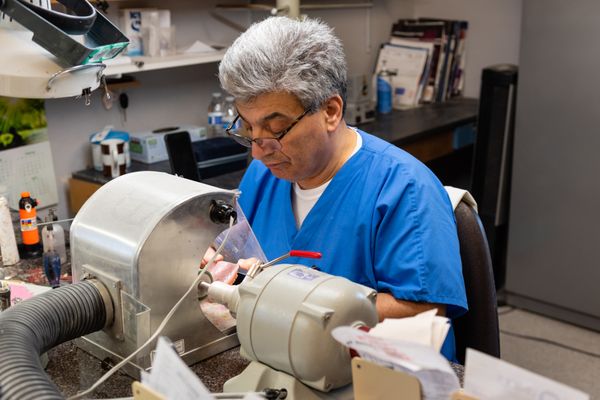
[332,327,459,399]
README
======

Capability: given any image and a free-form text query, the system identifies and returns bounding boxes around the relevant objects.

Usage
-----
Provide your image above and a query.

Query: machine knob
[209,200,237,224]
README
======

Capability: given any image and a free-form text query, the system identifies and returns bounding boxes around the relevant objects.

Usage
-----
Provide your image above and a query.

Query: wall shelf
[104,50,226,76]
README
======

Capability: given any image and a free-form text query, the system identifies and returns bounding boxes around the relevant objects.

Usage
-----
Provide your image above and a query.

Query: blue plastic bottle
[376,70,393,114]
[43,251,61,288]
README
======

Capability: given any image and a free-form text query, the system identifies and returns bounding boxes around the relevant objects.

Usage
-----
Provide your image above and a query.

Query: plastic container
[90,127,131,171]
[207,92,224,137]
[41,217,62,288]
[42,209,67,264]
[222,96,238,132]
[376,69,393,114]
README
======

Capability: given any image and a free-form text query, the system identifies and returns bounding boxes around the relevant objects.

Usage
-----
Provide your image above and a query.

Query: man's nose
[251,141,273,160]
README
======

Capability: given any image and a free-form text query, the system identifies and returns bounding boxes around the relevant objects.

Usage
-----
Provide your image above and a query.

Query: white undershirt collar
[292,128,362,228]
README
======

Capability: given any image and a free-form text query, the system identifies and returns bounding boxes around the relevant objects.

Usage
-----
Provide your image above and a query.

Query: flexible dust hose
[0,280,113,400]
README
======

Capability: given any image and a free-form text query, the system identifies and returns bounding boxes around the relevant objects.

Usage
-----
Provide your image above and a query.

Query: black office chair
[452,200,501,364]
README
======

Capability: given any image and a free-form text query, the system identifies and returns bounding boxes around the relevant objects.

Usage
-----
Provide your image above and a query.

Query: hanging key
[119,92,129,122]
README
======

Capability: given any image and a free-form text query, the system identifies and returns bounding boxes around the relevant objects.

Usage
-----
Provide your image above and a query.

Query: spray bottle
[19,192,42,258]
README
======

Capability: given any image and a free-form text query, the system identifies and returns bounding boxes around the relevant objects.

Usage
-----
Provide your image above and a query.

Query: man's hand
[237,257,260,271]
[200,246,224,268]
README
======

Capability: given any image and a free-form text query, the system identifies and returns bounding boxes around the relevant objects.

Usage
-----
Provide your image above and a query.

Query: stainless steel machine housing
[70,171,239,377]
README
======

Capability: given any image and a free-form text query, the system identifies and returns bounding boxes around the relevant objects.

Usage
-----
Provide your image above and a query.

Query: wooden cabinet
[68,178,102,215]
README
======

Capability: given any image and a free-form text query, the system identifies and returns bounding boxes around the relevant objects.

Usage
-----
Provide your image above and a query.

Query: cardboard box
[129,125,206,164]
[120,9,144,56]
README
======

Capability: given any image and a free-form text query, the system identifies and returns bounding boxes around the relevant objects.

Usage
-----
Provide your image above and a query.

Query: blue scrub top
[238,129,468,360]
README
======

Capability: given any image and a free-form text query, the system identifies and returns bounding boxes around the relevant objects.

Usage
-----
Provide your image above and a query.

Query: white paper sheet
[142,337,213,400]
[464,349,590,400]
[0,139,58,209]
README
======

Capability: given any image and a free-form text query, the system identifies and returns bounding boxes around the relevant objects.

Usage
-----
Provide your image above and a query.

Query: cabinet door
[506,0,600,330]
[69,178,102,214]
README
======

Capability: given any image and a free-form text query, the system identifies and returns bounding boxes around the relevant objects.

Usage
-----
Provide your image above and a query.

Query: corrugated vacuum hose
[0,280,113,400]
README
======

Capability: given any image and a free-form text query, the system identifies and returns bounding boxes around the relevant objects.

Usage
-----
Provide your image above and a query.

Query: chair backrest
[452,201,501,364]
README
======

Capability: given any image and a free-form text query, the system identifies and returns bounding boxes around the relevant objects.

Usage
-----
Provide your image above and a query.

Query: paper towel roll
[0,196,20,266]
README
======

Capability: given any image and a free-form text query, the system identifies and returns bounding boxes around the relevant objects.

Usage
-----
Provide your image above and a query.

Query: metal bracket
[46,63,106,91]
[81,263,125,341]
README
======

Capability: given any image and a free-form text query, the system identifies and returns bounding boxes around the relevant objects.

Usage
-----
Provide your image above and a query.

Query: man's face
[235,92,334,186]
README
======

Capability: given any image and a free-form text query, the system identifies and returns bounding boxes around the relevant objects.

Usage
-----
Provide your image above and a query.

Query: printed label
[20,218,37,231]
[288,268,319,281]
[130,11,141,32]
[208,114,223,126]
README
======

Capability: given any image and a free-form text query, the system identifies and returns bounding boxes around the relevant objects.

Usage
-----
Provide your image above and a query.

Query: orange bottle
[19,191,41,257]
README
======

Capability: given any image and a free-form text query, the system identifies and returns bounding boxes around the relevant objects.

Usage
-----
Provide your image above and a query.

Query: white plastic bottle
[207,92,224,137]
[222,96,238,133]
[42,209,66,264]
[0,194,20,266]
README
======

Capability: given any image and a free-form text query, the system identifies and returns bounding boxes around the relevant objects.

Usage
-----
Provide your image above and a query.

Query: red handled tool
[260,250,322,269]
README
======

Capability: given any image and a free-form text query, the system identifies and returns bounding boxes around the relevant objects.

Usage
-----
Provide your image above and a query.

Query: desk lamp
[0,0,128,101]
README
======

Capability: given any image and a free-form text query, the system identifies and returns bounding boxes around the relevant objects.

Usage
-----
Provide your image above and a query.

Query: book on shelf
[451,21,469,97]
[389,18,468,104]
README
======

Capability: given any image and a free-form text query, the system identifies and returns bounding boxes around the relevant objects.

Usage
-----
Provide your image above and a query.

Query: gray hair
[219,17,347,113]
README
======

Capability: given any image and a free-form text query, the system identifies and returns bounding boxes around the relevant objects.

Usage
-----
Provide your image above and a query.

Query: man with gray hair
[219,16,467,361]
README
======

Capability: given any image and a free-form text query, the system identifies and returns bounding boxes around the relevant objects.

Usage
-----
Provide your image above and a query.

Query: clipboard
[132,381,166,400]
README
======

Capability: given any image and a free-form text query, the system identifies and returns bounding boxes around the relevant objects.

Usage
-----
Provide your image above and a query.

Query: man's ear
[323,95,344,132]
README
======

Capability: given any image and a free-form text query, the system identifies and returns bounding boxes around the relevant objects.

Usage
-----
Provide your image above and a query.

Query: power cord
[67,216,235,400]
[500,329,600,359]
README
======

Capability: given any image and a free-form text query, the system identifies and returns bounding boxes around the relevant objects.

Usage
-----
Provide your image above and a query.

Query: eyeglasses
[225,109,310,149]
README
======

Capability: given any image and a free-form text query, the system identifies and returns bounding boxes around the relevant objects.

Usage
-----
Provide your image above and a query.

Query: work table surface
[45,343,464,398]
[46,342,250,397]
